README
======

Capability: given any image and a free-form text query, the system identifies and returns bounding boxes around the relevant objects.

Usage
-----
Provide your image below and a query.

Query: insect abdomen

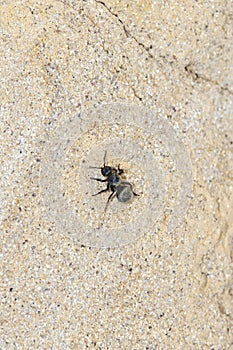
[117,183,134,202]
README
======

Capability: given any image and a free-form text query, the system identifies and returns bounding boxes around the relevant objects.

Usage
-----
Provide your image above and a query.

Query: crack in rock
[96,0,154,59]
[185,64,233,95]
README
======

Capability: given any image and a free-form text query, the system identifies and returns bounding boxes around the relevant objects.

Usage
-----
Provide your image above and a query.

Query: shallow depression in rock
[40,103,192,247]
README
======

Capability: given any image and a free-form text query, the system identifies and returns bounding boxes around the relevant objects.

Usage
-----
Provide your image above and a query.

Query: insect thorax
[108,173,121,186]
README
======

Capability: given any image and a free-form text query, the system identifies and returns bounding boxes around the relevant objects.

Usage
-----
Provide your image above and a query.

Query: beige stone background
[1,0,233,349]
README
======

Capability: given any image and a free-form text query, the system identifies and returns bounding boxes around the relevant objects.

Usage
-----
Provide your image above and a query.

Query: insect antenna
[89,151,107,169]
[103,150,107,166]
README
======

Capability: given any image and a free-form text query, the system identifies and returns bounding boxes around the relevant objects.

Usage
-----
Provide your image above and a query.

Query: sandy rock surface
[1,1,232,349]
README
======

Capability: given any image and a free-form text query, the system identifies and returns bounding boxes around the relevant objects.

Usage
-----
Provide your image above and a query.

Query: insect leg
[133,191,140,196]
[90,177,108,182]
[127,182,139,196]
[92,187,109,197]
[105,191,116,211]
[117,164,124,175]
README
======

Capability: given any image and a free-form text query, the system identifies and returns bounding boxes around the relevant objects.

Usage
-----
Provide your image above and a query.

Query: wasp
[90,151,139,211]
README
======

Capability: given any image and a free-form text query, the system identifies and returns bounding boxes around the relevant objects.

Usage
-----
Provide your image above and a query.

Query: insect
[90,151,139,211]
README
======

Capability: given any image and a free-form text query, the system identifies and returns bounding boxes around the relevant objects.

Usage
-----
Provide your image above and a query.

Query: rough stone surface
[1,0,232,349]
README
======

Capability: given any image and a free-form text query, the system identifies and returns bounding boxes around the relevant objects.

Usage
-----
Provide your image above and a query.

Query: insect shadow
[90,151,139,211]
